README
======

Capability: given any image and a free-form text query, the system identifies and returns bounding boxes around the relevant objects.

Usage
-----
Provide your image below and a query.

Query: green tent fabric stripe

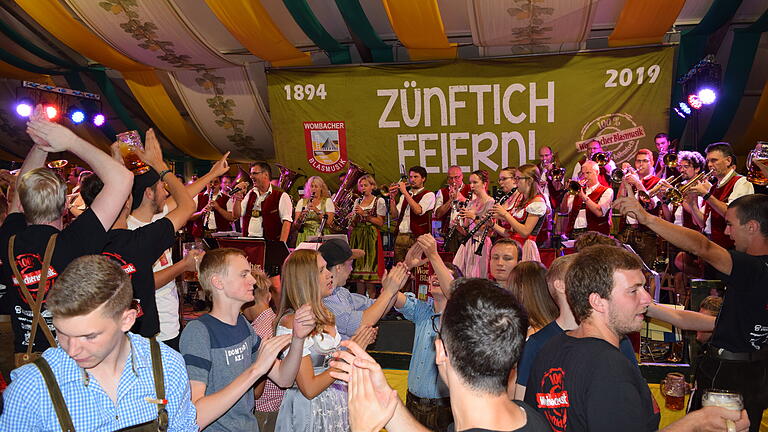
[89,68,140,134]
[699,8,768,147]
[0,45,64,75]
[0,18,81,70]
[282,0,351,64]
[334,0,393,63]
[668,0,743,141]
[64,71,118,141]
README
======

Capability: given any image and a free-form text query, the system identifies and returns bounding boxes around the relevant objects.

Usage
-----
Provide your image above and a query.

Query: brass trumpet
[663,170,715,204]
[47,159,68,179]
[591,151,612,166]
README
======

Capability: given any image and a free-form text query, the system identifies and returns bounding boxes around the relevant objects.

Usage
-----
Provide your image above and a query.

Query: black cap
[318,238,365,268]
[130,168,160,211]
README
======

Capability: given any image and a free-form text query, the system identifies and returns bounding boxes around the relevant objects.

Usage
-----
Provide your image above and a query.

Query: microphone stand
[317,213,329,244]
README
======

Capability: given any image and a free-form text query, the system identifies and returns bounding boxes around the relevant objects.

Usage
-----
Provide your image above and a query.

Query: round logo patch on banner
[576,113,645,165]
[303,121,348,173]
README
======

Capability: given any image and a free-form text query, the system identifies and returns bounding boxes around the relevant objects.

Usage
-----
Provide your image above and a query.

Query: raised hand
[403,243,426,269]
[613,194,651,225]
[382,263,410,295]
[291,304,316,339]
[183,249,205,272]
[348,366,399,432]
[415,234,438,258]
[251,334,292,377]
[330,340,391,396]
[210,152,231,178]
[350,325,378,350]
[135,128,165,171]
[26,119,80,153]
[109,142,124,164]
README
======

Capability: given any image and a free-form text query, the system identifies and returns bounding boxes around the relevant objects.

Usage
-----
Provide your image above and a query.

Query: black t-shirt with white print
[0,209,108,353]
[102,217,176,338]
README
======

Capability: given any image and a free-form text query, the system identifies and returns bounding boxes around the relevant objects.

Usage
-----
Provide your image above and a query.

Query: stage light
[92,113,105,127]
[678,102,691,117]
[68,106,86,124]
[687,94,702,110]
[15,100,33,117]
[698,88,716,105]
[45,105,58,120]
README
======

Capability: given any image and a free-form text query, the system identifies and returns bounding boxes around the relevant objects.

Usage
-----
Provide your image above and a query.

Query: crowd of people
[0,106,766,432]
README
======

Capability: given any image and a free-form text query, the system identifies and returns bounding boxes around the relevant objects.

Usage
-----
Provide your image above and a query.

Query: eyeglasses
[251,171,266,176]
[498,176,513,181]
[514,176,530,181]
[431,314,442,337]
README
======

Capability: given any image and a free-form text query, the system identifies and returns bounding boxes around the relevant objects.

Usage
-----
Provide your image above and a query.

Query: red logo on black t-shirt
[11,253,58,305]
[102,252,142,318]
[536,367,569,432]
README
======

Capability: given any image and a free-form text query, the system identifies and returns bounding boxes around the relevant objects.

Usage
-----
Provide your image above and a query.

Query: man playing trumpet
[560,160,613,239]
[572,139,615,187]
[617,149,662,266]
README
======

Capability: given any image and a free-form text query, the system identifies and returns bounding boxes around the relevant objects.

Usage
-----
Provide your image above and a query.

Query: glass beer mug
[116,130,151,175]
[660,372,689,411]
[746,141,768,186]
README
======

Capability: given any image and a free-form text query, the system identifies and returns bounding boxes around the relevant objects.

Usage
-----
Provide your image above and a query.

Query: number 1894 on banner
[284,84,327,100]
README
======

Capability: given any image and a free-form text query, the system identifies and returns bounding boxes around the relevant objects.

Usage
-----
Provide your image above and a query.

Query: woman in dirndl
[348,174,386,298]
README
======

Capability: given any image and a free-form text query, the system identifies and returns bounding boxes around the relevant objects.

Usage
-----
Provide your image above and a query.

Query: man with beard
[526,245,749,432]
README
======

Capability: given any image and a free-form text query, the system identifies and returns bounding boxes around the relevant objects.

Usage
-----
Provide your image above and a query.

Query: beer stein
[746,141,768,186]
[116,130,150,175]
[660,372,689,411]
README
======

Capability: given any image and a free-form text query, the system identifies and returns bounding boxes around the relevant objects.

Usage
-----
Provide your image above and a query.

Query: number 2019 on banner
[605,65,660,87]
[284,84,327,100]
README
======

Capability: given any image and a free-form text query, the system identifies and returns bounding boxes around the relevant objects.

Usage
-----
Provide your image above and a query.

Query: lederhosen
[9,234,58,367]
[33,337,169,432]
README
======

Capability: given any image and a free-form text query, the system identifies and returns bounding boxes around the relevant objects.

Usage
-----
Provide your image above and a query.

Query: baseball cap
[130,167,160,211]
[318,238,365,268]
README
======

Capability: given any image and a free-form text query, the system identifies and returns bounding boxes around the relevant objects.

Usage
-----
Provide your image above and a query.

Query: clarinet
[297,192,316,234]
[446,191,472,242]
[459,189,515,246]
[203,187,215,229]
[474,223,492,256]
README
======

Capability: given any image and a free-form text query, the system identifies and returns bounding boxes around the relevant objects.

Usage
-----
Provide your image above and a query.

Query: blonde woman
[274,249,374,431]
[294,176,335,245]
[348,174,386,297]
[493,164,549,261]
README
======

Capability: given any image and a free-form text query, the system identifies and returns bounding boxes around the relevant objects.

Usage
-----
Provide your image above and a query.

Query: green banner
[268,47,675,190]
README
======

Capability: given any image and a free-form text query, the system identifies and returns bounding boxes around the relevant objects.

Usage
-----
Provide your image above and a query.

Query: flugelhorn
[591,151,612,166]
[547,167,566,182]
[663,152,678,168]
[567,178,587,195]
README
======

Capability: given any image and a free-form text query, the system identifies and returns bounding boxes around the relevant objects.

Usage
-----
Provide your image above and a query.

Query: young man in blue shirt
[0,255,198,431]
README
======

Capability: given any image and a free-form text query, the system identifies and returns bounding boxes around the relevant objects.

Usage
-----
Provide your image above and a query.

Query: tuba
[276,164,303,193]
[329,162,368,232]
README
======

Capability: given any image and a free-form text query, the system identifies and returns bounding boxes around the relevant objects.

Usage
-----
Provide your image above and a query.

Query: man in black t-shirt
[329,279,551,432]
[0,111,132,358]
[615,193,768,431]
[79,133,196,339]
[527,245,750,432]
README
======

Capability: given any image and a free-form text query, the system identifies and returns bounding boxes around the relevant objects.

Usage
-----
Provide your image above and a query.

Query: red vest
[242,187,285,240]
[189,191,231,237]
[681,207,699,231]
[436,184,471,235]
[396,189,433,236]
[566,184,611,235]
[705,174,741,249]
[510,194,547,244]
